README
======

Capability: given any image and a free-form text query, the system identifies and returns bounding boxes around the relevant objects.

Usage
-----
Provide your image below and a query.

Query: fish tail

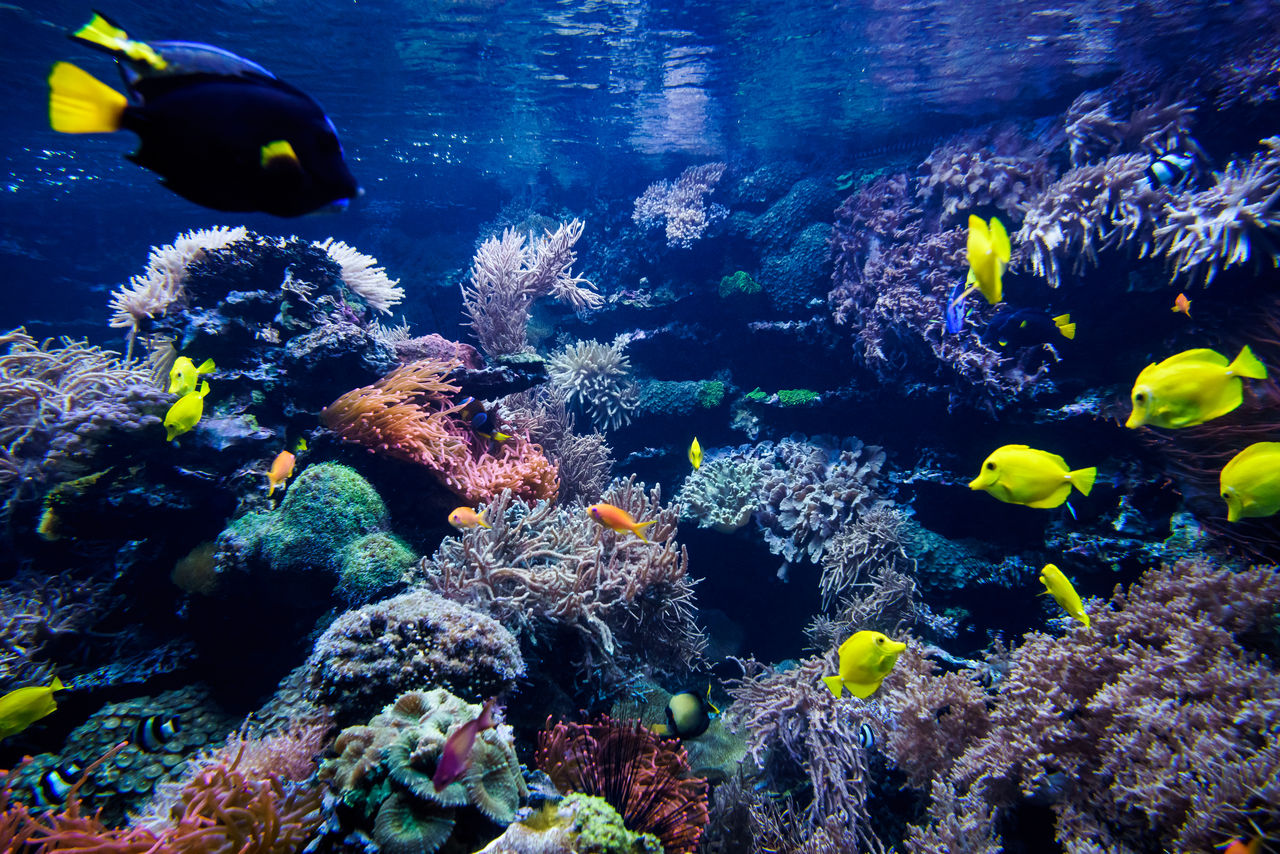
[821,675,844,698]
[50,676,65,691]
[1069,467,1097,496]
[1057,321,1076,340]
[196,358,216,374]
[70,12,167,70]
[477,509,492,529]
[1228,346,1268,380]
[48,63,126,134]
[633,519,658,543]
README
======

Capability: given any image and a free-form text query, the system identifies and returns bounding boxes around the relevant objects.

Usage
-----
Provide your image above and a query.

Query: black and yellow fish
[653,685,720,739]
[49,12,359,217]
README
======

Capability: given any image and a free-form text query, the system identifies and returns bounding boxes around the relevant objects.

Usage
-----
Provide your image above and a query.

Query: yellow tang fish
[167,356,215,397]
[966,214,1011,305]
[266,450,296,497]
[1220,442,1280,522]
[0,676,65,740]
[1126,346,1267,429]
[688,437,702,470]
[968,444,1096,509]
[587,502,658,543]
[164,381,210,441]
[448,507,491,529]
[822,631,906,699]
[1039,563,1089,627]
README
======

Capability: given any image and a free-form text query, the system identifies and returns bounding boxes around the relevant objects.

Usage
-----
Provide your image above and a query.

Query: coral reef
[462,220,601,358]
[536,716,709,854]
[917,123,1051,220]
[308,588,525,725]
[475,794,662,854]
[817,504,912,610]
[632,163,728,249]
[547,337,638,433]
[0,572,112,687]
[316,238,406,315]
[676,454,761,533]
[321,688,527,854]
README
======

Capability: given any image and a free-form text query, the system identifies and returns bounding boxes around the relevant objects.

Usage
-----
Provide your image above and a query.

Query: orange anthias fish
[587,502,658,543]
[1221,838,1261,854]
[266,450,296,497]
[433,698,497,792]
[1172,292,1192,317]
[448,507,490,529]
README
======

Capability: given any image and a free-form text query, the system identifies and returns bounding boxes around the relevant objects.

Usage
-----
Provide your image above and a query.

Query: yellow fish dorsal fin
[195,380,210,398]
[988,216,1011,264]
[48,63,127,134]
[1160,348,1229,368]
[261,140,300,169]
[50,676,65,691]
[967,214,990,261]
[1228,441,1280,467]
[72,13,168,70]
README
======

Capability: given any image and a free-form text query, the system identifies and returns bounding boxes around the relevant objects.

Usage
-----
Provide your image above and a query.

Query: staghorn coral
[462,220,601,358]
[536,716,709,854]
[307,588,525,725]
[676,454,761,534]
[321,688,527,854]
[723,655,883,851]
[883,560,1280,852]
[417,477,705,689]
[316,238,405,315]
[108,226,248,345]
[1017,152,1171,288]
[632,163,728,249]
[1154,136,1280,286]
[547,337,638,433]
[0,329,167,519]
[917,123,1052,220]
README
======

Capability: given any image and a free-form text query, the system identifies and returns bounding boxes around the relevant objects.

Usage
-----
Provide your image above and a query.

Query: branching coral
[461,220,601,358]
[0,572,113,686]
[816,505,911,610]
[417,477,705,688]
[1063,88,1201,167]
[0,329,166,518]
[1154,136,1280,286]
[917,123,1051,220]
[632,163,728,249]
[547,336,639,433]
[308,588,525,725]
[536,716,709,854]
[107,226,248,344]
[881,560,1280,851]
[316,238,406,315]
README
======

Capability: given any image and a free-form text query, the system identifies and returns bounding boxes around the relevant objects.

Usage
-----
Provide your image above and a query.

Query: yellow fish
[167,356,215,397]
[448,507,491,529]
[1220,442,1280,522]
[266,450,296,497]
[1039,563,1089,627]
[965,214,1011,305]
[164,380,210,442]
[822,631,906,699]
[1126,346,1267,429]
[0,676,65,740]
[968,444,1096,509]
[688,437,702,470]
[587,502,658,543]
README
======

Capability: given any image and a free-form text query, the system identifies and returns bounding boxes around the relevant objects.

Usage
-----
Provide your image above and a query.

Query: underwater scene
[2,0,1280,851]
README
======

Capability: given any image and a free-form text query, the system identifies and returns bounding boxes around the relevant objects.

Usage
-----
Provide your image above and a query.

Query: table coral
[308,588,525,725]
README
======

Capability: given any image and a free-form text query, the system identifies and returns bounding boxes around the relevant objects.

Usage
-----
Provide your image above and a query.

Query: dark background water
[0,0,1268,346]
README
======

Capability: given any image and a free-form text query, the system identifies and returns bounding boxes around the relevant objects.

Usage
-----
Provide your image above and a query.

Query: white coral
[547,336,637,433]
[316,238,405,315]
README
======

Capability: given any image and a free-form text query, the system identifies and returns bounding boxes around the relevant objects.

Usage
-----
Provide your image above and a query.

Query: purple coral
[633,163,728,249]
[307,588,525,725]
[917,123,1052,220]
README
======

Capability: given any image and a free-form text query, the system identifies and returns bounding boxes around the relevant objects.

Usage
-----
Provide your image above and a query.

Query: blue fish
[945,279,969,334]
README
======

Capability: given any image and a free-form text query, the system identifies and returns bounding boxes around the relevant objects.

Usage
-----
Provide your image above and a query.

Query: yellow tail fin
[633,519,658,543]
[49,62,126,133]
[196,358,216,374]
[1228,345,1268,380]
[1069,467,1097,496]
[72,12,167,69]
[1058,322,1076,340]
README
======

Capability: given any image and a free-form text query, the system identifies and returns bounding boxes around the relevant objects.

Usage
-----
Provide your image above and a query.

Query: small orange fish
[266,451,296,497]
[1172,292,1192,317]
[1222,838,1260,854]
[448,507,490,529]
[587,502,658,543]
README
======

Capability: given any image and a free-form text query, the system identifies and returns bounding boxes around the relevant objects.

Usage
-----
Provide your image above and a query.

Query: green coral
[777,388,820,406]
[696,380,725,409]
[337,532,415,604]
[717,270,762,299]
[744,387,768,403]
[567,794,663,853]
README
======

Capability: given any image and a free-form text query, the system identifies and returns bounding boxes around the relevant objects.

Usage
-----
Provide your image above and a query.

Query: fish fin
[196,380,210,398]
[261,140,300,170]
[967,214,990,259]
[1069,467,1097,496]
[1162,348,1229,367]
[196,358,216,374]
[477,509,492,529]
[1076,612,1091,628]
[50,676,65,691]
[267,481,276,498]
[1057,322,1076,340]
[1026,486,1072,509]
[70,12,167,69]
[846,680,880,700]
[633,519,658,543]
[821,676,844,698]
[989,216,1011,263]
[1228,345,1268,380]
[1052,313,1071,325]
[48,63,126,134]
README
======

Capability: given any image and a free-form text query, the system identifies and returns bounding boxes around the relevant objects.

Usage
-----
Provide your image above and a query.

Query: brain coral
[321,688,528,854]
[308,588,525,725]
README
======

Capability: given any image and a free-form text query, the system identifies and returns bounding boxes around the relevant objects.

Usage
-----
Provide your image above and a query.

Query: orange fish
[448,507,490,529]
[587,503,658,542]
[1222,839,1261,854]
[266,451,296,497]
[1172,292,1192,317]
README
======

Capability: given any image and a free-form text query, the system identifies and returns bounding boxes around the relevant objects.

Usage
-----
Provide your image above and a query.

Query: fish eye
[875,637,884,645]
[1134,393,1145,402]
[985,462,996,470]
